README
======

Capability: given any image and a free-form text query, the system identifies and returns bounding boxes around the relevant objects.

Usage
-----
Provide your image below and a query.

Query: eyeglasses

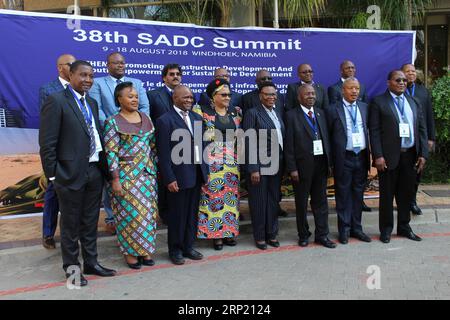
[215,74,230,79]
[218,93,232,97]
[259,76,272,81]
[300,70,314,74]
[394,78,408,83]
[261,92,277,97]
[110,61,125,66]
[168,72,182,77]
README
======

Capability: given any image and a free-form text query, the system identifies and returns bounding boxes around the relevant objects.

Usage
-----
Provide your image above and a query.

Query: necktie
[79,97,96,157]
[180,110,192,134]
[116,79,122,85]
[308,110,315,126]
[350,104,360,154]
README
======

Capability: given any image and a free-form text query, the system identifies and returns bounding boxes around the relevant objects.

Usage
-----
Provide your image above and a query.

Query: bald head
[173,85,194,112]
[57,54,76,81]
[340,60,356,79]
[214,68,230,82]
[297,64,314,83]
[256,69,272,86]
[297,84,316,109]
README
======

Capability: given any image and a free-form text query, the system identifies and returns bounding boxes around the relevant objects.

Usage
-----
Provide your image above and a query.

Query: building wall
[23,0,101,11]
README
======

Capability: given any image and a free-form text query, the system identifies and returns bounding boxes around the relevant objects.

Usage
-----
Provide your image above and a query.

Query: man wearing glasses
[38,53,76,250]
[89,52,150,235]
[241,69,285,115]
[148,63,183,121]
[285,64,328,111]
[197,67,242,108]
[369,70,428,244]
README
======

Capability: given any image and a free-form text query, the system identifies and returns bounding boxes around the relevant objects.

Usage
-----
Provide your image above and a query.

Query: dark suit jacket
[407,83,435,141]
[242,104,285,175]
[39,87,107,190]
[285,106,332,173]
[327,80,369,105]
[369,90,428,170]
[147,86,173,122]
[241,89,285,116]
[198,91,243,109]
[155,108,208,190]
[326,101,370,178]
[39,78,65,110]
[285,82,328,111]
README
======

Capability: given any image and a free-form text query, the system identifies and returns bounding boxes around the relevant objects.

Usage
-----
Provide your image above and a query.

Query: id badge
[352,132,363,148]
[194,145,200,163]
[399,123,410,138]
[313,140,324,155]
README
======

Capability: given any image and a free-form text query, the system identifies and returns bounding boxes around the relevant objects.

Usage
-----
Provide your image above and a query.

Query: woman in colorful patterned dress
[194,78,241,250]
[104,82,158,269]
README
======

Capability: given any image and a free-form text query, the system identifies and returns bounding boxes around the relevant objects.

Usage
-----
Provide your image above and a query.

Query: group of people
[38,52,435,286]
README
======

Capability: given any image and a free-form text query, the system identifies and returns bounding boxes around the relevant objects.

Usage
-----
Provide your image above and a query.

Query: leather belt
[401,147,414,153]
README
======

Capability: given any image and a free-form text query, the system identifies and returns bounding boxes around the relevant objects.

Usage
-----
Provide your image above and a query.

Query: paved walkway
[0,184,449,300]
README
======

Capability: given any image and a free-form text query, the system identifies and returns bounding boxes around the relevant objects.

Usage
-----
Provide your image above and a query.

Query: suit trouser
[293,155,329,241]
[378,148,416,235]
[247,171,282,242]
[54,163,103,270]
[335,151,368,236]
[42,181,59,238]
[166,176,201,256]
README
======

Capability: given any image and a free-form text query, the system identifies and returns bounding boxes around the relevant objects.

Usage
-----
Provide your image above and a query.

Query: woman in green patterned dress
[104,82,158,269]
[194,79,241,250]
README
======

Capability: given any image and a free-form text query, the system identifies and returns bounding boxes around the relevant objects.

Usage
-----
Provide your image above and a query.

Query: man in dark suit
[369,70,428,243]
[242,82,285,250]
[38,53,76,250]
[401,63,436,216]
[241,69,287,218]
[39,60,116,286]
[328,61,372,213]
[328,60,369,105]
[285,84,336,249]
[198,67,242,108]
[326,78,372,244]
[147,63,182,225]
[285,64,328,111]
[241,69,285,116]
[156,85,209,265]
[148,63,182,121]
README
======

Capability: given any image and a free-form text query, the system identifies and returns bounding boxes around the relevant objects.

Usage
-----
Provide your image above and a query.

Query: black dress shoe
[170,253,185,265]
[213,239,223,251]
[362,201,372,212]
[255,242,267,250]
[298,239,309,247]
[380,233,391,243]
[65,272,88,287]
[350,232,372,243]
[223,238,237,246]
[411,204,423,215]
[315,238,337,249]
[266,239,280,247]
[183,249,204,260]
[278,209,289,217]
[398,231,422,241]
[338,235,348,244]
[138,257,155,266]
[83,263,116,277]
[127,261,142,270]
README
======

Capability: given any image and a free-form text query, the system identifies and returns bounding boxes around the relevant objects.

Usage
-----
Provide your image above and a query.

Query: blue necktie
[116,79,122,85]
[350,104,360,154]
[80,97,96,157]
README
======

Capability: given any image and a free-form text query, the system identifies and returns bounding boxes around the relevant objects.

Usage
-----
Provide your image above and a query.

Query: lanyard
[303,111,318,138]
[405,84,415,97]
[68,85,93,123]
[344,103,358,127]
[392,95,405,118]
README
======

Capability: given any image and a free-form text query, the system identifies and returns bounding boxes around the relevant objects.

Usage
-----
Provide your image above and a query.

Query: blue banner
[0,10,414,153]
